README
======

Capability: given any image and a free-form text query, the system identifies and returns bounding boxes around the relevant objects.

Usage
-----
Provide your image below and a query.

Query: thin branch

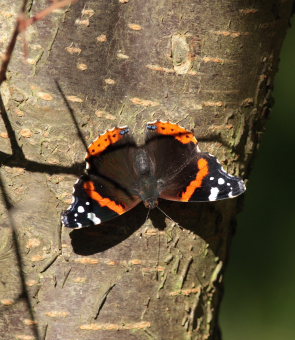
[0,0,78,84]
[0,0,81,169]
[22,0,79,29]
[0,0,28,83]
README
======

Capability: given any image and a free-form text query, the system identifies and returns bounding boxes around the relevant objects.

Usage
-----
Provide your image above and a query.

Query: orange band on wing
[87,127,128,158]
[151,121,197,144]
[83,181,126,215]
[181,158,209,201]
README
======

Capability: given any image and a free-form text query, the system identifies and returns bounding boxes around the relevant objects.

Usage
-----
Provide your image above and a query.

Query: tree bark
[0,1,293,339]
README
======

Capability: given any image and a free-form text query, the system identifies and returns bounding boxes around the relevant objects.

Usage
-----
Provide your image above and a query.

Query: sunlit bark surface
[0,1,293,339]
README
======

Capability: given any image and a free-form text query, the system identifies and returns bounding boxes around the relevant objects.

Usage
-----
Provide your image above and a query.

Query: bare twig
[21,0,79,29]
[0,0,78,84]
[0,0,28,84]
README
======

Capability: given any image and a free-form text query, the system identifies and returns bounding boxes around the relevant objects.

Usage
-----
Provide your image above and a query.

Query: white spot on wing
[86,202,90,205]
[210,177,214,180]
[209,187,219,201]
[239,180,246,191]
[76,223,83,229]
[78,206,85,213]
[218,178,225,185]
[87,213,101,225]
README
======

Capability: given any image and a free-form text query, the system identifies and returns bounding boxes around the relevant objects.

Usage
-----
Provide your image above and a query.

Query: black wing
[145,121,245,202]
[63,127,141,228]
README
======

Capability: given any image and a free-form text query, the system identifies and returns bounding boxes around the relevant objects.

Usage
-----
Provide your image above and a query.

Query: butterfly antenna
[156,206,172,221]
[143,207,161,280]
[156,206,183,230]
[156,230,161,281]
[145,207,151,224]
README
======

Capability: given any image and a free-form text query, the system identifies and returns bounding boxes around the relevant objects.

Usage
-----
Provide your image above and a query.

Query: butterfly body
[132,148,159,208]
[62,121,246,229]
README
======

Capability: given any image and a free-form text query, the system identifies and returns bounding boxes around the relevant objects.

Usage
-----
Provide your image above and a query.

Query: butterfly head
[143,198,158,209]
[137,174,159,210]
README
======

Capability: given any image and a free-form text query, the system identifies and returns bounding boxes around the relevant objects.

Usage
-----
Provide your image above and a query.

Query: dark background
[221,18,295,340]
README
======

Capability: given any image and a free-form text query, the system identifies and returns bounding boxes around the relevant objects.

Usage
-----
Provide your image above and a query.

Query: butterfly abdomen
[133,148,159,208]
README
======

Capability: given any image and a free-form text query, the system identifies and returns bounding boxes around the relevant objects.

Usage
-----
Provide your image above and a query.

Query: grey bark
[0,1,293,340]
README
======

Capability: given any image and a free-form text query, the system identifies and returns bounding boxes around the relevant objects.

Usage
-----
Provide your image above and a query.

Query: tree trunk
[0,1,293,339]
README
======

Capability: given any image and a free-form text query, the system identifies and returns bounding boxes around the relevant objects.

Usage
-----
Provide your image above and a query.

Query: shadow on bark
[69,196,237,258]
[0,173,41,340]
[0,75,89,340]
[70,203,147,254]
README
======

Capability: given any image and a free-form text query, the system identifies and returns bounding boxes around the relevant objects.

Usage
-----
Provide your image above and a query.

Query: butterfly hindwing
[63,176,117,228]
[159,152,246,202]
[198,153,246,201]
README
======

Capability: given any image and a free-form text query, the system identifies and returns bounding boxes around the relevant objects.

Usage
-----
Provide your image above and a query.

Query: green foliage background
[221,19,295,340]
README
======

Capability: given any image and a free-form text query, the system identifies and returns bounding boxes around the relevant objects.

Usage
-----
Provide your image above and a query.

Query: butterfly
[62,121,246,228]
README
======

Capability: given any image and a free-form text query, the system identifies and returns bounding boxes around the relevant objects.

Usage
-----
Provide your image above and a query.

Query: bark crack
[93,283,116,320]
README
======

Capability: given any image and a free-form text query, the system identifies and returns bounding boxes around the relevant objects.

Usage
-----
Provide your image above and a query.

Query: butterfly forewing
[63,127,141,228]
[145,121,199,185]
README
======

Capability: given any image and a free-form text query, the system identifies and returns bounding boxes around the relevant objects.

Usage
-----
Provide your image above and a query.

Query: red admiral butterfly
[62,121,246,229]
